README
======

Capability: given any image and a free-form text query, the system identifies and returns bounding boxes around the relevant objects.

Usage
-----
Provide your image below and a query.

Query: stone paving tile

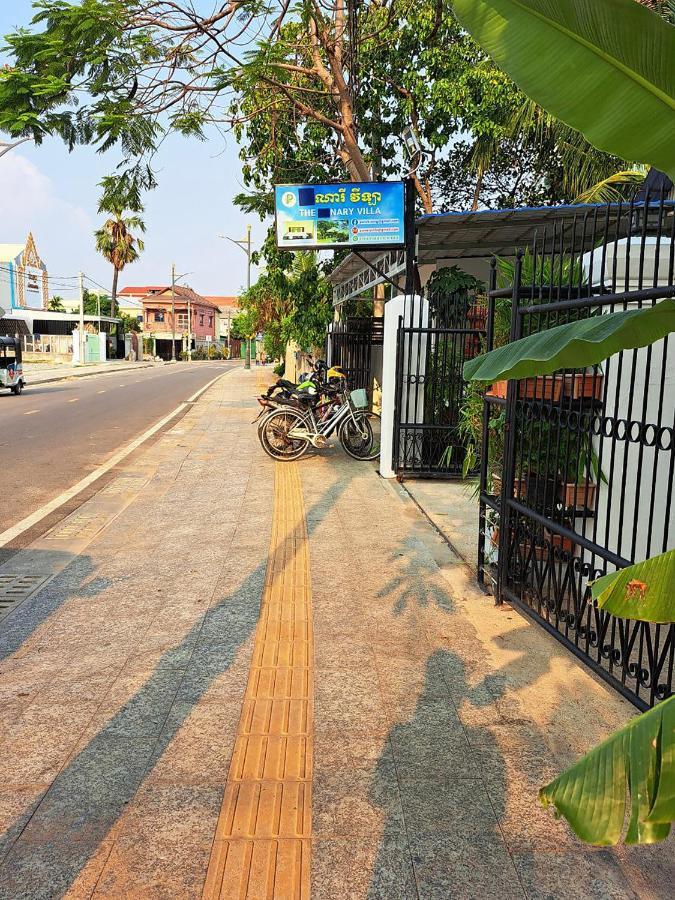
[511,850,643,900]
[312,836,418,900]
[409,833,526,900]
[91,782,223,898]
[312,760,405,839]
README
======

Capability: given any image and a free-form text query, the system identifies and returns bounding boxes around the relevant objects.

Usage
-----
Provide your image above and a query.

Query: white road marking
[97,390,106,394]
[68,398,79,403]
[0,368,234,548]
[24,410,39,416]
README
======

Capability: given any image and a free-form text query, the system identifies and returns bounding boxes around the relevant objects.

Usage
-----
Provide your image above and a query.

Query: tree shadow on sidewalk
[0,553,110,664]
[376,538,455,617]
[0,465,358,897]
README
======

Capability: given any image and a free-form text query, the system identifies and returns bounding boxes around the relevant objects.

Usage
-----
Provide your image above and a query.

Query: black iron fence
[478,192,675,710]
[325,317,381,390]
[393,290,486,477]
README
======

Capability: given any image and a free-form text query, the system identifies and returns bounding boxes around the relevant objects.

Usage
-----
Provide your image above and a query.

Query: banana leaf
[451,0,675,179]
[591,548,675,623]
[540,695,675,844]
[463,299,675,383]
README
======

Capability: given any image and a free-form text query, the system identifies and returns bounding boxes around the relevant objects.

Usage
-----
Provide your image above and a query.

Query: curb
[25,361,160,385]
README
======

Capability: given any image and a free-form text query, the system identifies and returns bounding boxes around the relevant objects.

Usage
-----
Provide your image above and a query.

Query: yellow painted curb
[203,463,313,899]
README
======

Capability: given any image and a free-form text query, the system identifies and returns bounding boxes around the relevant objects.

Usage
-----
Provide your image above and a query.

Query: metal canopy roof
[330,202,635,300]
[416,202,625,262]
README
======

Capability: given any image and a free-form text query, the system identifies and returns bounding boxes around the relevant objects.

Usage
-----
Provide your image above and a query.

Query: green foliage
[81,288,110,316]
[118,311,141,333]
[464,299,675,384]
[591,549,675,624]
[237,239,332,357]
[48,295,66,312]
[190,344,225,361]
[575,169,648,204]
[540,695,675,845]
[426,266,485,298]
[0,0,628,213]
[452,0,675,179]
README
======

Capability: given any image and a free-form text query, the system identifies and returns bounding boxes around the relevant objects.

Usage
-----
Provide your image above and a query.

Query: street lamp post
[171,263,177,361]
[219,224,252,369]
[0,137,32,160]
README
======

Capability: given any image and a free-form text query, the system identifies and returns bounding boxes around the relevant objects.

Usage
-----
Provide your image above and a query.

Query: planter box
[519,375,563,402]
[559,481,597,510]
[563,373,604,401]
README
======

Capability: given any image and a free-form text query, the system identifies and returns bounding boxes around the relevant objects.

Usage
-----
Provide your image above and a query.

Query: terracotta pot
[559,481,597,509]
[563,373,604,401]
[491,475,526,499]
[486,380,508,399]
[544,529,577,554]
[519,375,563,402]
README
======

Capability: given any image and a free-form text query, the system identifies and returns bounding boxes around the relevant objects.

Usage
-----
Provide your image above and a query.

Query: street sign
[274,181,406,250]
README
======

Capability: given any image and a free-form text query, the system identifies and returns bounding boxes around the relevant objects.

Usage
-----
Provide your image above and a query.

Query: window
[177,313,188,329]
[208,315,213,327]
[199,314,204,326]
[154,310,165,323]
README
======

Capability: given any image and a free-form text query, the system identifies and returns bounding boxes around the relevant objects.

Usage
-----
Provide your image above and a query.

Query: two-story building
[140,285,219,359]
[203,296,239,343]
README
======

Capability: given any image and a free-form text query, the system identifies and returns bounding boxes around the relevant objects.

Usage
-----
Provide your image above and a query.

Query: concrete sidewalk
[24,360,160,385]
[0,366,671,898]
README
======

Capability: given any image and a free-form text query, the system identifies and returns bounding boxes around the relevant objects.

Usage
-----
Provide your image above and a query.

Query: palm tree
[48,295,66,312]
[94,205,145,318]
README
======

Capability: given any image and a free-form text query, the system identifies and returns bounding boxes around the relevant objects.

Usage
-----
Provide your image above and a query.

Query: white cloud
[0,153,92,239]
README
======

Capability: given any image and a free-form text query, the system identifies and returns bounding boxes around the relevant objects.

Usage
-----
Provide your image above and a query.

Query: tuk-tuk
[0,336,25,395]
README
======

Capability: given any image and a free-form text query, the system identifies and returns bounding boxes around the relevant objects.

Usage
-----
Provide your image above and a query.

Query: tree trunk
[471,171,484,212]
[111,267,119,318]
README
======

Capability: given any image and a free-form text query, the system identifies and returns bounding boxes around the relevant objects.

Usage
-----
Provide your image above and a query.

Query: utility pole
[219,224,253,369]
[245,225,252,370]
[78,271,85,365]
[187,291,192,361]
[227,308,231,356]
[171,263,177,361]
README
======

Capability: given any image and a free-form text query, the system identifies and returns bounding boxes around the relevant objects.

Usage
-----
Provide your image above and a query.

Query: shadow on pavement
[0,464,358,897]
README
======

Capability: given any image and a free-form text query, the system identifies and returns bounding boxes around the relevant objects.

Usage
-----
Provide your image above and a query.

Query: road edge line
[0,367,234,549]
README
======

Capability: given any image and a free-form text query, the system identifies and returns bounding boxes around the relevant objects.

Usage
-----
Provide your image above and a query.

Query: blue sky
[0,2,267,300]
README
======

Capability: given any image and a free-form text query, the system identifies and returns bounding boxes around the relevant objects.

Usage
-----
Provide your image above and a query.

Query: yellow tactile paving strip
[203,462,313,900]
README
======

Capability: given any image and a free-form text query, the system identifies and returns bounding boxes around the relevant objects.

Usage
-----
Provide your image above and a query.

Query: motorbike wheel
[339,411,379,461]
[259,409,309,461]
[11,381,23,395]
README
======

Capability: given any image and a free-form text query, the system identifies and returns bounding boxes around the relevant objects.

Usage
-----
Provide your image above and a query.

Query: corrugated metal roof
[328,201,668,286]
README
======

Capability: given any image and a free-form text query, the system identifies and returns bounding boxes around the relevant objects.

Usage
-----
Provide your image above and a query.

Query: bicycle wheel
[339,411,380,461]
[259,409,310,461]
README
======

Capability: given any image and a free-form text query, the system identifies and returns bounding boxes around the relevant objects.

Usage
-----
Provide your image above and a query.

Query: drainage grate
[44,512,108,542]
[0,574,51,614]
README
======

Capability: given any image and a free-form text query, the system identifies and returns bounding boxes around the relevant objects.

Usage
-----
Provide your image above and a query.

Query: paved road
[0,361,238,534]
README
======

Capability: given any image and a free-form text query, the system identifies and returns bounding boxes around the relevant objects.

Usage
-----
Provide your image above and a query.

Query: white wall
[380,293,429,478]
[585,238,675,566]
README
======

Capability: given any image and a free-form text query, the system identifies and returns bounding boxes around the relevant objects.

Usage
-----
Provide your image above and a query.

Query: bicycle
[258,385,380,462]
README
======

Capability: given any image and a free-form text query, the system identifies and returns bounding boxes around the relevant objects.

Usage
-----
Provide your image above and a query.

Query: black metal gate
[326,317,381,390]
[478,192,675,710]
[393,293,485,477]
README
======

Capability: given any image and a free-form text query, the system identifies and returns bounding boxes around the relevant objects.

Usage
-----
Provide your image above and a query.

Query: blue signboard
[274,181,406,250]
